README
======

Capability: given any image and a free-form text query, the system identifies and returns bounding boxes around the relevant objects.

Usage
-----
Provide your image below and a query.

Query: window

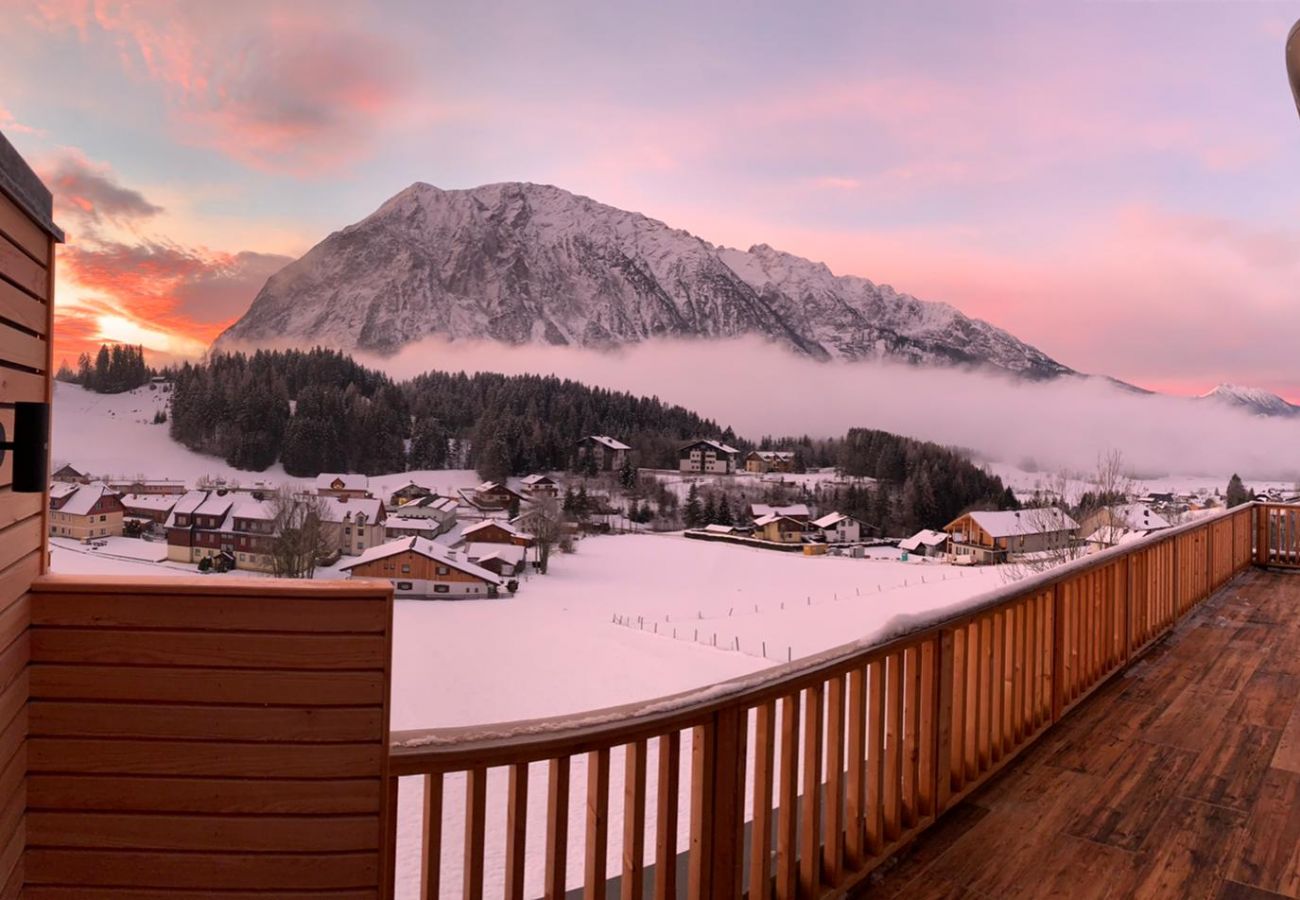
[434,584,450,594]
[436,565,450,576]
[397,581,413,591]
[401,564,411,574]
[99,515,106,522]
[345,527,352,535]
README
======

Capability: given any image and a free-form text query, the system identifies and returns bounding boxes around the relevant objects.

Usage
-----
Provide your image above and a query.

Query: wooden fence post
[688,706,746,899]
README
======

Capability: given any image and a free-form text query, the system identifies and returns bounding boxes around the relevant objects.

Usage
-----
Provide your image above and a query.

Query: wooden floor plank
[1065,740,1196,852]
[1181,724,1282,813]
[1231,767,1300,898]
[1129,796,1247,900]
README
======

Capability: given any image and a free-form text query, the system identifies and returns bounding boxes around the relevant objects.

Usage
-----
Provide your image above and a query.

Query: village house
[463,543,529,578]
[1078,503,1172,550]
[460,519,535,547]
[944,508,1079,565]
[576,435,630,472]
[753,513,807,544]
[51,464,88,484]
[384,515,446,541]
[164,490,278,572]
[900,529,952,558]
[48,482,124,539]
[749,502,811,524]
[679,439,740,475]
[118,493,180,528]
[315,473,371,500]
[463,481,527,512]
[811,511,864,544]
[341,536,505,599]
[388,481,434,507]
[316,495,386,557]
[520,474,561,498]
[385,494,458,537]
[745,450,796,474]
[104,478,186,496]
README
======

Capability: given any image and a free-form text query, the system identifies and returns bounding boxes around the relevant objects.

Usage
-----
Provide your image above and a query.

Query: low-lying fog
[343,335,1299,482]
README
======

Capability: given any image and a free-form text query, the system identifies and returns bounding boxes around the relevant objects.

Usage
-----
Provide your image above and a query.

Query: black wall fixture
[0,401,49,493]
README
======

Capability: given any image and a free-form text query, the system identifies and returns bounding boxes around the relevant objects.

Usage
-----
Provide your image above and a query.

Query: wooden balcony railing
[385,504,1260,899]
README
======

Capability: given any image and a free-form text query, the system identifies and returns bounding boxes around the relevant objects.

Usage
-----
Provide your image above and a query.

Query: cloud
[31,1,415,174]
[39,149,162,229]
[325,335,1300,483]
[0,105,43,136]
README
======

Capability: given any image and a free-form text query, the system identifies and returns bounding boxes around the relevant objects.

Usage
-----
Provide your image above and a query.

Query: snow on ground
[985,459,1295,502]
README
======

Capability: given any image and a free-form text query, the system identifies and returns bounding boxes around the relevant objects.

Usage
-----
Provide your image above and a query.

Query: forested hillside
[168,349,735,477]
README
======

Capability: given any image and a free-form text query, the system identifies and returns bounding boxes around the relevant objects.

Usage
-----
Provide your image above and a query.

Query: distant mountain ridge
[1197,383,1300,418]
[214,181,1075,379]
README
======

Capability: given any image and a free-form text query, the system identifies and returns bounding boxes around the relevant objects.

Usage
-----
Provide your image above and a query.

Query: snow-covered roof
[119,493,180,511]
[812,512,857,529]
[385,515,443,533]
[754,513,804,528]
[900,529,950,551]
[315,473,369,491]
[521,474,558,486]
[703,524,736,534]
[194,493,236,517]
[683,439,739,456]
[317,496,384,523]
[56,482,119,517]
[228,496,275,522]
[340,536,502,585]
[464,542,527,565]
[963,508,1078,538]
[583,435,630,450]
[750,503,810,520]
[49,482,78,500]
[461,519,533,540]
[1108,503,1171,531]
[747,450,795,460]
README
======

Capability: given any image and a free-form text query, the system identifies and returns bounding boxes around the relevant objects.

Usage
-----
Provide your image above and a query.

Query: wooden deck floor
[856,567,1300,900]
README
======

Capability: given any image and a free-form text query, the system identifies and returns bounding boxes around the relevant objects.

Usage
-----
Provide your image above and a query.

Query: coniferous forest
[164,348,1016,531]
[56,344,152,394]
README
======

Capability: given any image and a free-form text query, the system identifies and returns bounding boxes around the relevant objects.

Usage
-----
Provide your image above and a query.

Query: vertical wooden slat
[545,757,571,900]
[963,622,978,782]
[505,764,529,900]
[1051,583,1065,723]
[654,733,679,900]
[989,611,1004,763]
[750,704,776,900]
[776,694,800,900]
[384,776,400,900]
[688,721,715,897]
[586,748,611,900]
[977,617,991,771]
[865,659,885,853]
[823,674,845,883]
[902,645,921,827]
[883,654,903,842]
[421,773,443,900]
[799,682,824,896]
[844,668,867,865]
[464,767,487,900]
[934,630,954,814]
[918,638,937,819]
[622,741,646,900]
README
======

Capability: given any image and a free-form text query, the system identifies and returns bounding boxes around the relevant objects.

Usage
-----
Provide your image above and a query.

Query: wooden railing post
[1256,504,1269,567]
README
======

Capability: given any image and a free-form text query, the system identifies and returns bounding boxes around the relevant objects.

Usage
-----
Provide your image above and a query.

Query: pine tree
[716,494,734,526]
[1226,474,1251,508]
[702,493,717,525]
[684,483,702,529]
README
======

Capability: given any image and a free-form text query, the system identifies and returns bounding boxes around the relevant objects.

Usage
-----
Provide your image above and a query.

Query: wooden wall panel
[27,576,394,897]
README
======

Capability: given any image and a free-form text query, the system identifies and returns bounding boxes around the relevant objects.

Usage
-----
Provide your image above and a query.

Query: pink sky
[1,1,1298,397]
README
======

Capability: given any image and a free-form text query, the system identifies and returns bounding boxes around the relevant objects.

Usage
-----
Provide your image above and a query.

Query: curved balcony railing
[382,502,1293,899]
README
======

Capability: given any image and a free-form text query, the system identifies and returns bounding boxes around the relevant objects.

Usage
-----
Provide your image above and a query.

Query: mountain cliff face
[214,182,1074,378]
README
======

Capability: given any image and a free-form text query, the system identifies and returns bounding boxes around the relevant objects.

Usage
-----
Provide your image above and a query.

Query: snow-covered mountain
[215,182,1073,379]
[1197,383,1300,418]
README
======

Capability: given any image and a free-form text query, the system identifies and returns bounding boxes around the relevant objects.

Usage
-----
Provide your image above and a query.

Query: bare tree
[269,488,329,579]
[528,495,562,575]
